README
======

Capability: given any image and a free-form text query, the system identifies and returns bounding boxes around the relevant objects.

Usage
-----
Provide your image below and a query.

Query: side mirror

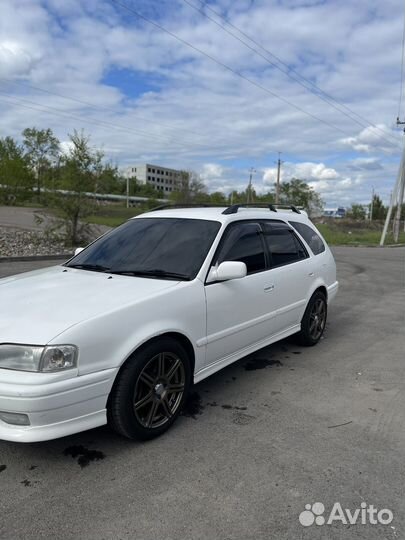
[207,261,247,283]
[74,247,84,256]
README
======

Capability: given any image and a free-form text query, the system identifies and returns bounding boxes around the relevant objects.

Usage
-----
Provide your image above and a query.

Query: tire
[295,290,327,346]
[108,337,192,440]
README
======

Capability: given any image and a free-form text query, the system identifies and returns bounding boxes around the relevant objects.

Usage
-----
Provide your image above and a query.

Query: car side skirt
[193,323,301,384]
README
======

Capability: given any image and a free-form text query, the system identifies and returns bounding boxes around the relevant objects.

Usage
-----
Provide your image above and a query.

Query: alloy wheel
[309,298,326,341]
[133,352,185,429]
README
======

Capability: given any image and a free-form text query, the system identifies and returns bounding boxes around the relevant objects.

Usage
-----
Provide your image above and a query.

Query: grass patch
[85,206,145,227]
[33,203,146,228]
[316,221,405,246]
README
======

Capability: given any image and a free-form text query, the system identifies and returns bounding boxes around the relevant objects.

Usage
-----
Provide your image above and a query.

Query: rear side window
[215,222,266,274]
[289,221,325,255]
[262,222,308,268]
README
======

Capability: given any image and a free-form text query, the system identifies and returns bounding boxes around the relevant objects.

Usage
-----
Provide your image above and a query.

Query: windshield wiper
[110,269,191,281]
[67,263,111,273]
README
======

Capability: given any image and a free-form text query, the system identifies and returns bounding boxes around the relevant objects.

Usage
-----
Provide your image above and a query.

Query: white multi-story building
[123,163,182,194]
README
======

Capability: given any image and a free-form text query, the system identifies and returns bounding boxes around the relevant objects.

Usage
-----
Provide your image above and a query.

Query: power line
[0,92,208,154]
[110,0,360,139]
[0,91,183,144]
[0,77,211,141]
[0,92,275,159]
[181,0,400,148]
[0,91,233,155]
[0,79,280,153]
[185,0,400,146]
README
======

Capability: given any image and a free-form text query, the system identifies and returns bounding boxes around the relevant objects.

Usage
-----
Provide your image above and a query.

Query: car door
[204,221,278,366]
[261,220,314,332]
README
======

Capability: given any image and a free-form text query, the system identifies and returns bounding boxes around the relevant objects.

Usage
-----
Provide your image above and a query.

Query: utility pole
[394,170,405,240]
[393,119,405,240]
[380,119,405,245]
[370,186,374,221]
[275,152,283,204]
[247,167,256,204]
[126,176,130,209]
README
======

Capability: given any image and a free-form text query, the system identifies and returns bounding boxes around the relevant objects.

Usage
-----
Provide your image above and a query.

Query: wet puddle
[244,358,283,371]
[181,391,204,419]
[63,445,105,468]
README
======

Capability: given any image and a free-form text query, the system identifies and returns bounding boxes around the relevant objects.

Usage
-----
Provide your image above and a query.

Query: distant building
[123,163,182,194]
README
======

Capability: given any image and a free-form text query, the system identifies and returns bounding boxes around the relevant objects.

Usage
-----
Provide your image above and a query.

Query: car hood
[0,265,179,344]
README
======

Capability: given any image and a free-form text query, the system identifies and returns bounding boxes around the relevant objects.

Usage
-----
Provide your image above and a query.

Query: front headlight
[0,344,78,372]
[40,345,78,372]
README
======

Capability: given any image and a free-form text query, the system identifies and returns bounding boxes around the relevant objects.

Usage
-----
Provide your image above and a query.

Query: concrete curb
[0,254,73,263]
[331,243,405,248]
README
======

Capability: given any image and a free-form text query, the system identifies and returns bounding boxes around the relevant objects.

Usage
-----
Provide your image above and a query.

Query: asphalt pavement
[0,246,404,540]
[0,206,46,231]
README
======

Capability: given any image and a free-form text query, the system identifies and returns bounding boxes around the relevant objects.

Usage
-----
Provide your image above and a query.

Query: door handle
[264,285,275,292]
[308,272,315,277]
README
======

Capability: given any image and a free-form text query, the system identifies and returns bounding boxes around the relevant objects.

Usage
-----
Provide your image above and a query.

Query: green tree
[227,188,253,204]
[208,191,227,205]
[119,176,167,198]
[255,191,275,204]
[347,203,366,220]
[22,127,60,200]
[96,162,121,194]
[134,180,163,198]
[51,130,105,245]
[370,194,386,220]
[170,170,208,203]
[228,189,245,204]
[279,178,324,217]
[0,136,34,204]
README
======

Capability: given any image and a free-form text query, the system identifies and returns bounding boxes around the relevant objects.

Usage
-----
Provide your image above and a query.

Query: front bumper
[0,367,118,442]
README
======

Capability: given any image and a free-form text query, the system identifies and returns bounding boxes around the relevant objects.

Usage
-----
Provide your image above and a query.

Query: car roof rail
[222,203,301,215]
[270,204,301,214]
[149,203,227,212]
[222,203,276,214]
[149,202,302,214]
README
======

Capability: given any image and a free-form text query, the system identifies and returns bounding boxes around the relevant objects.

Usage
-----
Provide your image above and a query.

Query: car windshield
[66,217,221,280]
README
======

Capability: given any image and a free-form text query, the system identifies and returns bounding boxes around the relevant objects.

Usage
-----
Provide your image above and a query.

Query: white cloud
[347,156,384,171]
[341,125,399,154]
[59,140,74,155]
[200,163,225,180]
[263,162,340,185]
[0,41,35,78]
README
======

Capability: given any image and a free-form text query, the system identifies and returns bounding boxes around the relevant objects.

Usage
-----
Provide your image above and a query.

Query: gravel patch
[0,226,69,257]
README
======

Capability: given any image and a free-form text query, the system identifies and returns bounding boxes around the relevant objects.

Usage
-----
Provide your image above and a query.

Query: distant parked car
[0,204,338,442]
[323,207,346,218]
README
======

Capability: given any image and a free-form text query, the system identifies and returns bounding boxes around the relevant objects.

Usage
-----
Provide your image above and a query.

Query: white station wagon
[0,204,338,442]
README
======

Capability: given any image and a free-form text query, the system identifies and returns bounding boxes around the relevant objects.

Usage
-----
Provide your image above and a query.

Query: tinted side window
[262,222,307,267]
[289,221,325,255]
[216,222,266,274]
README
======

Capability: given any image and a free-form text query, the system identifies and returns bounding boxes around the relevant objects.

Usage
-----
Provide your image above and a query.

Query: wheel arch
[315,285,327,301]
[107,331,196,407]
[161,332,196,375]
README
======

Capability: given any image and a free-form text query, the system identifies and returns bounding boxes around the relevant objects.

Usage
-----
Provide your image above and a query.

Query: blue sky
[0,0,404,206]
